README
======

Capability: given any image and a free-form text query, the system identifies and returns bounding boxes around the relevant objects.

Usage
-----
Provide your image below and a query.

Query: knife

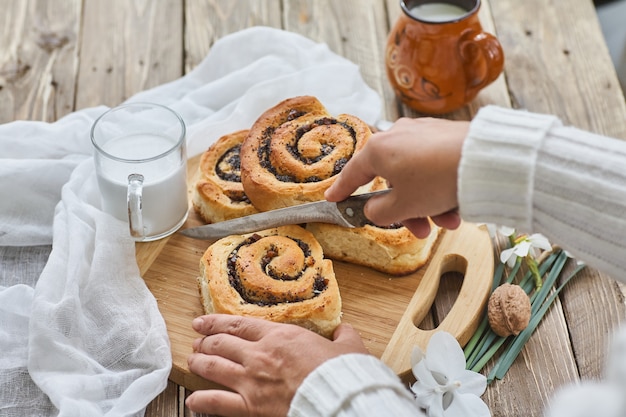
[179,189,391,240]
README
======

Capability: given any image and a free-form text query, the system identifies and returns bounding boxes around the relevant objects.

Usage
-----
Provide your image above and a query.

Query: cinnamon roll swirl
[240,96,371,211]
[192,130,259,224]
[197,225,341,338]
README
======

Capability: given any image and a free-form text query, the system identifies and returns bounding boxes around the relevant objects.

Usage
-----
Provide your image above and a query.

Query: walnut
[487,283,531,337]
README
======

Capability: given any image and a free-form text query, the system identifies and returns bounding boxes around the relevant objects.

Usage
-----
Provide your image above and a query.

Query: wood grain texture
[0,0,80,123]
[490,0,626,138]
[183,0,282,73]
[144,380,182,417]
[382,222,494,380]
[283,0,399,121]
[76,0,184,109]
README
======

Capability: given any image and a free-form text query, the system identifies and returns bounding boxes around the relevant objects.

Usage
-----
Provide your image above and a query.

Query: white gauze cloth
[0,26,381,417]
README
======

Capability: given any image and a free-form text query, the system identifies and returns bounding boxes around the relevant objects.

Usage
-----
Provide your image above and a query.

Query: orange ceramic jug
[386,0,504,114]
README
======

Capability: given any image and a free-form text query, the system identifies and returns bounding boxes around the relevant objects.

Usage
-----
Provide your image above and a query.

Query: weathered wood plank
[0,0,81,122]
[75,0,184,109]
[144,380,181,417]
[283,0,399,121]
[183,0,283,73]
[491,0,626,137]
[559,264,625,379]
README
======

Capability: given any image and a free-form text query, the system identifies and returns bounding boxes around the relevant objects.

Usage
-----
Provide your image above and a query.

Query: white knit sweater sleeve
[288,353,424,417]
[459,105,626,280]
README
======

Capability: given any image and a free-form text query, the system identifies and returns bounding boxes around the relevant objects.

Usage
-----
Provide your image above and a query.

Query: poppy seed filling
[257,114,357,183]
[226,234,328,306]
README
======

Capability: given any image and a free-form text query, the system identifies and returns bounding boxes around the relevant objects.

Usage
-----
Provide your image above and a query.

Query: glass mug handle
[127,173,145,239]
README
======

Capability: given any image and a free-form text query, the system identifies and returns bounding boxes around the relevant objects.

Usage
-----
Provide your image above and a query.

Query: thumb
[363,190,401,226]
[332,323,368,351]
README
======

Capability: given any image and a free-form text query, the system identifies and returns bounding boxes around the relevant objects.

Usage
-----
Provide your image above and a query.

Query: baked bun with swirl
[240,96,371,211]
[197,225,341,338]
[306,180,441,276]
[192,130,259,224]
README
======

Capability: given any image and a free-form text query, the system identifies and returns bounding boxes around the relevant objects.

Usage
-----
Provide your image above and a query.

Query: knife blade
[179,189,391,240]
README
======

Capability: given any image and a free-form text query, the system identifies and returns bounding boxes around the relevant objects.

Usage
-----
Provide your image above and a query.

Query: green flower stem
[466,329,490,367]
[530,252,568,316]
[470,336,508,372]
[464,260,506,362]
[518,252,559,295]
[464,317,490,361]
[468,332,500,370]
[491,262,506,293]
[526,256,542,289]
[506,259,523,284]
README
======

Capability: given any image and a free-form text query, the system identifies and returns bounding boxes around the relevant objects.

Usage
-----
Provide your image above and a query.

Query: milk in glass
[96,133,188,239]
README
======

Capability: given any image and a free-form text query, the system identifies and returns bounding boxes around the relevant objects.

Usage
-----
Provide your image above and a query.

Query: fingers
[401,218,433,239]
[324,152,376,202]
[431,209,462,230]
[397,209,461,240]
[362,190,402,226]
[192,314,274,341]
[188,347,246,390]
[193,332,253,363]
[332,323,369,353]
[186,388,248,417]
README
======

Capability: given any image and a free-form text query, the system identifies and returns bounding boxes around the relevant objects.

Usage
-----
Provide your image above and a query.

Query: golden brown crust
[197,225,341,338]
[240,96,371,211]
[306,222,440,276]
[192,130,259,223]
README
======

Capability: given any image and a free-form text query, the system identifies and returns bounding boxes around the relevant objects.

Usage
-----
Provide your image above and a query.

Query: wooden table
[2,1,626,416]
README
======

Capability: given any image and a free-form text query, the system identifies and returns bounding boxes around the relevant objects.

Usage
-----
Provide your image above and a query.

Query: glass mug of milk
[91,103,188,241]
[386,0,504,114]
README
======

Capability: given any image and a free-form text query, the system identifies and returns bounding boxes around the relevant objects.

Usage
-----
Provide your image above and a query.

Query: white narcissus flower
[500,233,552,267]
[410,332,490,417]
[481,223,515,239]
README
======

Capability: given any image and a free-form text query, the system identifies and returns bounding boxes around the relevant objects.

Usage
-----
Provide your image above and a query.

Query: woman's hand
[186,314,369,417]
[325,117,469,238]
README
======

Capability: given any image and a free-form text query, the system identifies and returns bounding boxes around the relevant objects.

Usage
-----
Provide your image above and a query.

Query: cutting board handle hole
[417,254,467,331]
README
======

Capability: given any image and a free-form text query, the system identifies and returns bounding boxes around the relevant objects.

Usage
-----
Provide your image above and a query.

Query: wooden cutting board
[136,157,494,391]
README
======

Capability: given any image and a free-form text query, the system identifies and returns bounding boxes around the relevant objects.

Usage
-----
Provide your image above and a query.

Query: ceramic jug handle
[459,29,504,98]
[127,173,145,239]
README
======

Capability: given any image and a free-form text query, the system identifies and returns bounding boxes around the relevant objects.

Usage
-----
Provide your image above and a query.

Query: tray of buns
[136,96,494,390]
